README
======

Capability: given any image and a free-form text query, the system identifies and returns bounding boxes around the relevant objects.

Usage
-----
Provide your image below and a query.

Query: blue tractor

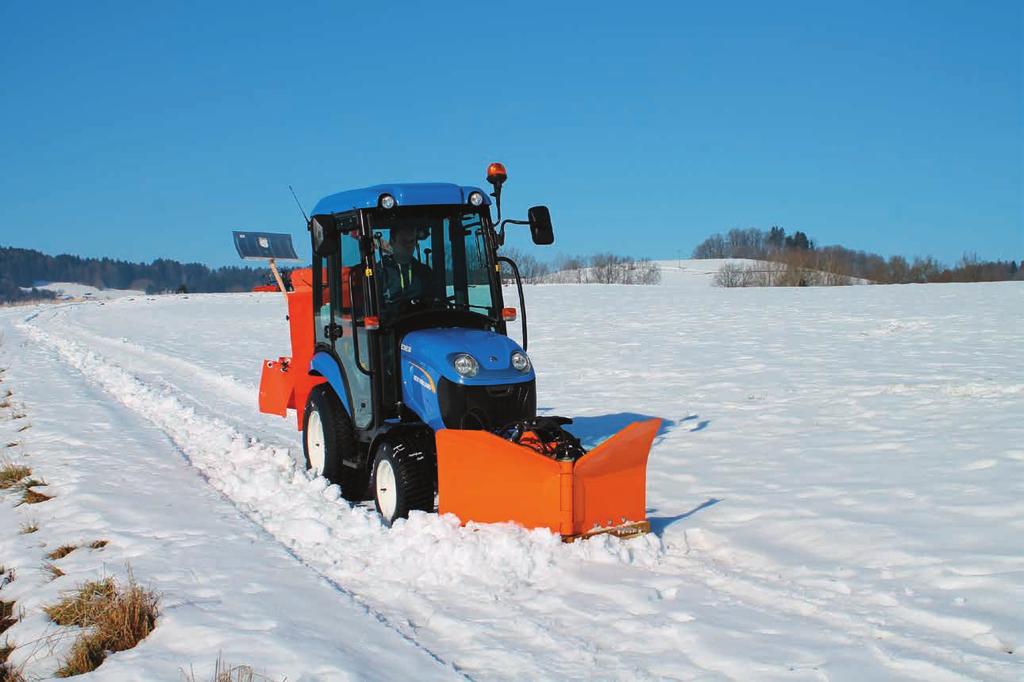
[255,164,658,538]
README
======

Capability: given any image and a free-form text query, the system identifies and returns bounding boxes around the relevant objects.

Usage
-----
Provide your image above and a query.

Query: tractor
[245,163,659,540]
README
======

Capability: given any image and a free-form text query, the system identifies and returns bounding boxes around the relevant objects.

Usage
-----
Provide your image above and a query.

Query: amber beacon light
[486,162,507,186]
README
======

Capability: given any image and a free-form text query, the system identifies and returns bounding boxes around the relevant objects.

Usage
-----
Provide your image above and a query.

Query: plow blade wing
[572,418,660,538]
[436,418,660,540]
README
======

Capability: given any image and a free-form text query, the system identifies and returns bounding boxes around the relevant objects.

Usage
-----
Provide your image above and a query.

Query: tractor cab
[305,180,550,439]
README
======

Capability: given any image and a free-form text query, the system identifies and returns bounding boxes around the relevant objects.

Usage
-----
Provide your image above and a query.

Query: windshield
[369,207,495,319]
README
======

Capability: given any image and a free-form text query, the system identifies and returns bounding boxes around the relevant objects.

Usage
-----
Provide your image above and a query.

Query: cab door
[314,215,374,429]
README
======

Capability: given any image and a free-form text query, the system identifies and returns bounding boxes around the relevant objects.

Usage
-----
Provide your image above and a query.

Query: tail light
[363,315,380,330]
[502,307,517,321]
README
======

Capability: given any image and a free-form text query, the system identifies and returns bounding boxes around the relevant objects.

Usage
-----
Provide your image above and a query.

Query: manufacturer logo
[401,343,412,353]
[408,361,436,393]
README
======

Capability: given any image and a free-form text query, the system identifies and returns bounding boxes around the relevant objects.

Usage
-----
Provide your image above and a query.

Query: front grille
[437,378,536,430]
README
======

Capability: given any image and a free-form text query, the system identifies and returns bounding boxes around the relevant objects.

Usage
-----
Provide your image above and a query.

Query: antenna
[289,185,310,223]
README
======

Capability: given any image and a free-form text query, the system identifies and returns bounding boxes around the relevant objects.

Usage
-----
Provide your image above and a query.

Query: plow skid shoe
[436,418,660,540]
[258,358,294,417]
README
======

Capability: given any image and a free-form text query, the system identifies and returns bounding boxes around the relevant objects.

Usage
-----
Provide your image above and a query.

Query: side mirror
[310,215,339,256]
[528,206,554,245]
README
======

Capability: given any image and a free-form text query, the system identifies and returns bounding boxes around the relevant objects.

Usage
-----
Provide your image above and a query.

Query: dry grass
[14,426,28,434]
[89,541,108,550]
[17,522,36,535]
[0,401,10,410]
[45,579,115,627]
[3,444,16,450]
[0,586,21,680]
[43,563,65,581]
[20,488,51,505]
[1,652,25,682]
[16,479,50,505]
[183,656,283,682]
[8,414,24,422]
[47,546,78,561]
[0,601,14,637]
[47,575,159,677]
[0,463,30,490]
[0,666,25,682]
[0,567,13,589]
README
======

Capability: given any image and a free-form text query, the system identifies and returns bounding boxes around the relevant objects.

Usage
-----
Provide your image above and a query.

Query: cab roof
[310,182,491,216]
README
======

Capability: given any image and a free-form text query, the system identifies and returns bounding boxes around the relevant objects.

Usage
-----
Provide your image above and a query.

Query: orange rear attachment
[259,357,292,416]
[436,418,660,541]
[257,268,326,429]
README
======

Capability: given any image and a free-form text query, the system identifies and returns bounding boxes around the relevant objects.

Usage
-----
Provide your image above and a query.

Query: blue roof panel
[310,182,490,215]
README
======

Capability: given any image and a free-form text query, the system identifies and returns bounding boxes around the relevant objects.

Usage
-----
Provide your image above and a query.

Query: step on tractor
[240,163,660,540]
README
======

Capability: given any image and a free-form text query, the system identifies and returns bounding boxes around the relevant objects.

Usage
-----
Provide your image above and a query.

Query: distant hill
[0,245,279,303]
[691,227,1021,284]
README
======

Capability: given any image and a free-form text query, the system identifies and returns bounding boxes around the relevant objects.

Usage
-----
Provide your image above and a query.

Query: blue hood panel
[399,328,535,430]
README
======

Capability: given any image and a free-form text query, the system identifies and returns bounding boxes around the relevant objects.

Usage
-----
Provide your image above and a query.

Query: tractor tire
[371,434,436,526]
[303,384,369,501]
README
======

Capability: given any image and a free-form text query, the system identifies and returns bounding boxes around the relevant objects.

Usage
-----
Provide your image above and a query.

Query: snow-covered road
[1,263,1021,680]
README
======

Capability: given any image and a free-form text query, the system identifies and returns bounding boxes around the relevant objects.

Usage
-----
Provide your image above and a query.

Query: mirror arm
[499,218,529,243]
[495,218,528,247]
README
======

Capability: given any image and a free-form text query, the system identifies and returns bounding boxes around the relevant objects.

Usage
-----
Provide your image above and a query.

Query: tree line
[498,248,661,285]
[0,245,269,302]
[692,227,1021,285]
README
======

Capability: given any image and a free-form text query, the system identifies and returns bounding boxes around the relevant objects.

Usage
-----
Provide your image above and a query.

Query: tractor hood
[400,328,535,387]
[399,328,536,431]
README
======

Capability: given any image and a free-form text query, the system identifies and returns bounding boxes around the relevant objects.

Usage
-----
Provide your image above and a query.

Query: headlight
[379,193,396,209]
[511,351,530,372]
[453,353,479,377]
[468,191,484,206]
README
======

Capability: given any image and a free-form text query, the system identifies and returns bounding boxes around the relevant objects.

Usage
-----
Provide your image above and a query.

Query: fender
[310,351,353,417]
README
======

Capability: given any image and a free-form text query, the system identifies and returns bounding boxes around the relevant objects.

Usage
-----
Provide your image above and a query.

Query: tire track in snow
[16,318,464,677]
[20,318,701,680]
[42,309,260,421]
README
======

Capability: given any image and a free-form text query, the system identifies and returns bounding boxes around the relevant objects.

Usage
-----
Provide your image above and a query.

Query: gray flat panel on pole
[233,231,301,262]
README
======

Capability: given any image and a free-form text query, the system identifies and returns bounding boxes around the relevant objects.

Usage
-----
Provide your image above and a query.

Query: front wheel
[303,385,369,501]
[371,435,436,526]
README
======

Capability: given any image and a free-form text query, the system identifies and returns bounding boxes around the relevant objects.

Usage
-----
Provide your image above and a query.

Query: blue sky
[1,1,1021,267]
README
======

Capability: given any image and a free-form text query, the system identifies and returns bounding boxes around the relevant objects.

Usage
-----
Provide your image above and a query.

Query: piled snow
[0,271,1021,679]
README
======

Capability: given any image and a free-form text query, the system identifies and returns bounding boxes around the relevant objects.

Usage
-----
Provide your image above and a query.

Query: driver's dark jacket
[379,255,433,305]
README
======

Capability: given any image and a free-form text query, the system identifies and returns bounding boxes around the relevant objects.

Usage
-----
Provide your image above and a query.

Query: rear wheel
[303,385,369,501]
[371,434,436,526]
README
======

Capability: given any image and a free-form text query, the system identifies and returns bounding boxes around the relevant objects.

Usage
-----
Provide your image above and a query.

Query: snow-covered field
[19,282,145,301]
[1,261,1021,680]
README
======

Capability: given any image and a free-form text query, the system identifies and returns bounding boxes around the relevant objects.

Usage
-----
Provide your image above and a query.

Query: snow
[1,265,1022,680]
[20,282,144,301]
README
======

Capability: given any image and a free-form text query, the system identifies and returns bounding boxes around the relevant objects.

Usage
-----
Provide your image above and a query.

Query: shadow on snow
[647,498,721,536]
[547,411,681,448]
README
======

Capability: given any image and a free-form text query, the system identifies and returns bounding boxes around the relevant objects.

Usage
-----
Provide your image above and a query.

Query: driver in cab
[380,225,433,306]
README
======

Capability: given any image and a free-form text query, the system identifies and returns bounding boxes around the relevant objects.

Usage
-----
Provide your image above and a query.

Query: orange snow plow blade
[436,418,660,540]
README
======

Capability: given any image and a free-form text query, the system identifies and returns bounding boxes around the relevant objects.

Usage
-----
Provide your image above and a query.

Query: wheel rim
[306,409,326,475]
[375,458,398,521]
